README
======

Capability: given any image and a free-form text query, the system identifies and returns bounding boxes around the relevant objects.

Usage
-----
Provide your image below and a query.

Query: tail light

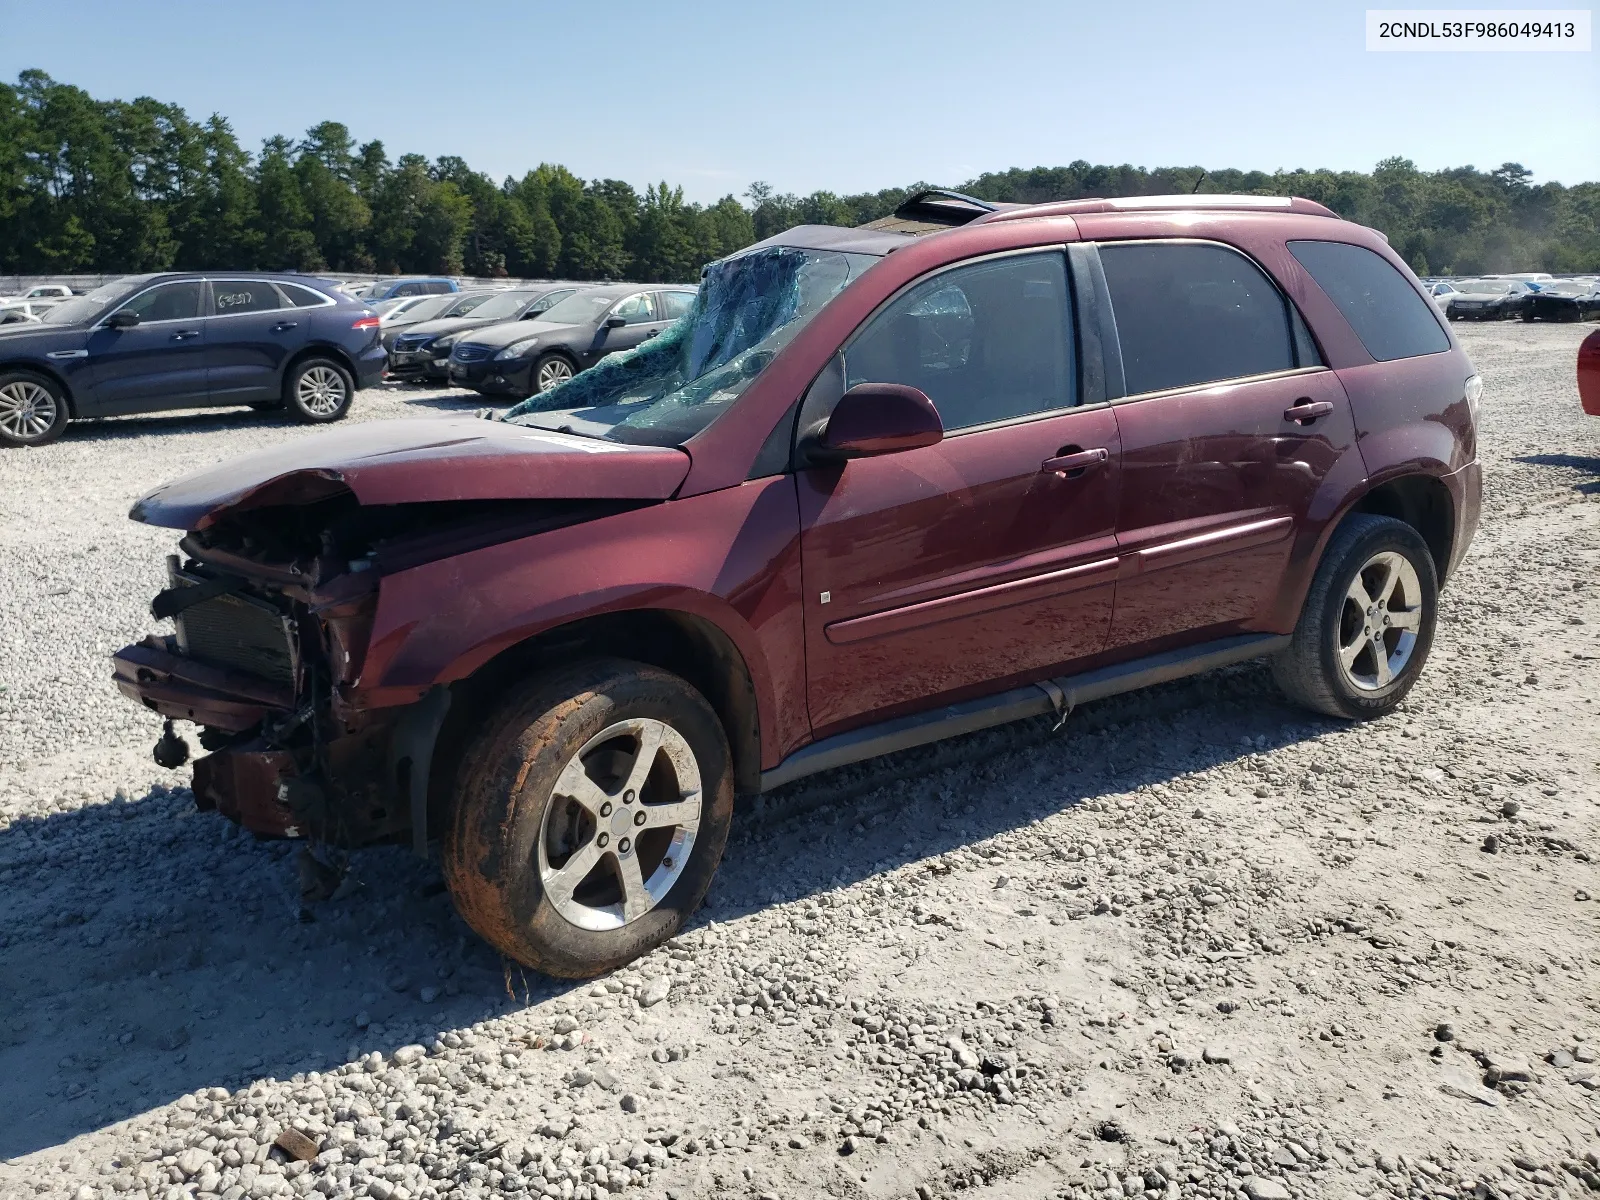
[352,315,380,331]
[1580,330,1600,418]
[1463,374,1483,425]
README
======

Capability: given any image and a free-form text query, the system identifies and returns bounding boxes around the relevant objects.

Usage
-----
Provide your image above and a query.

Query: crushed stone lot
[1,323,1597,1200]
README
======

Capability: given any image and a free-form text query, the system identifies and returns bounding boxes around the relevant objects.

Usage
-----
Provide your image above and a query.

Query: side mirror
[105,310,141,329]
[819,383,943,459]
[604,314,627,329]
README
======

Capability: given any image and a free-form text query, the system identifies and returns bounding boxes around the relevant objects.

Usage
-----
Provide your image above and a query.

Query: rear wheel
[1272,514,1438,720]
[0,371,68,448]
[284,358,353,423]
[442,659,733,977]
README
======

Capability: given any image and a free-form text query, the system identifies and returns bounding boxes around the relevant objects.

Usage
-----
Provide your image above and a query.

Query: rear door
[1093,239,1356,650]
[82,280,209,413]
[205,279,308,404]
[797,249,1122,736]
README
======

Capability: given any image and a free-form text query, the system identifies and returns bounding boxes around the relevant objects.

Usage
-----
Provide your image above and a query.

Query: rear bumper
[1442,459,1482,583]
[355,342,386,389]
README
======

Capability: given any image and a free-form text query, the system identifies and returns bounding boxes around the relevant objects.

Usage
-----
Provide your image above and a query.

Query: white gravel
[1,326,1597,1200]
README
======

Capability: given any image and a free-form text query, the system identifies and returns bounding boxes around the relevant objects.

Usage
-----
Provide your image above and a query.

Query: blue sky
[2,0,1595,201]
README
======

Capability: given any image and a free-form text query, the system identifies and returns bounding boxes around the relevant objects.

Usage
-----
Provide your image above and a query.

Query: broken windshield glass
[503,245,879,446]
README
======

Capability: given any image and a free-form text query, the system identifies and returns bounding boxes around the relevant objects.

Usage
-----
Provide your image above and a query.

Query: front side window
[118,281,203,323]
[1288,240,1450,362]
[1100,241,1297,395]
[611,293,656,325]
[211,280,280,314]
[845,251,1075,431]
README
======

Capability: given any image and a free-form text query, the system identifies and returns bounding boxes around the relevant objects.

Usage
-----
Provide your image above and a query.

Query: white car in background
[1,283,74,305]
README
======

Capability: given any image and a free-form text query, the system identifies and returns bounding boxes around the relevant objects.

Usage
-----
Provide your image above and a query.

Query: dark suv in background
[0,273,384,447]
[115,192,1480,977]
[387,286,579,381]
[446,284,697,396]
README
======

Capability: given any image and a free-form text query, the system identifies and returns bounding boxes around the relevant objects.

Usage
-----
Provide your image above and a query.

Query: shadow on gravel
[1517,453,1600,494]
[0,661,1326,1159]
[60,408,286,443]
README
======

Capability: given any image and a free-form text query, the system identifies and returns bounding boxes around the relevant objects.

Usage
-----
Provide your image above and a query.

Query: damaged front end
[112,416,691,849]
[114,506,413,846]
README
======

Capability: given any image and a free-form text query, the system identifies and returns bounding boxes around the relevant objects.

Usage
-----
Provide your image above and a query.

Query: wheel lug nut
[618,837,631,855]
[597,833,609,848]
[599,802,612,817]
[633,810,647,826]
[624,790,635,804]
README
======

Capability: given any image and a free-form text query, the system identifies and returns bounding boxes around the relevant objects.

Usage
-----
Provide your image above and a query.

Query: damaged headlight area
[113,489,645,850]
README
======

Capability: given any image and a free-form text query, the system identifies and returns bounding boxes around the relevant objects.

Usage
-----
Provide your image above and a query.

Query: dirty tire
[442,659,734,977]
[0,370,69,447]
[1272,513,1439,720]
[283,357,354,423]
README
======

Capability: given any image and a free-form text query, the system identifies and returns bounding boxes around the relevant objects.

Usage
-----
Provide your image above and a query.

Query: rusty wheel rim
[536,717,702,932]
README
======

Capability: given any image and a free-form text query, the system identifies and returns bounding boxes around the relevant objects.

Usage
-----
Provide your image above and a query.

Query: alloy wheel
[537,717,702,931]
[1337,550,1424,691]
[0,380,59,442]
[296,365,347,416]
[537,358,574,392]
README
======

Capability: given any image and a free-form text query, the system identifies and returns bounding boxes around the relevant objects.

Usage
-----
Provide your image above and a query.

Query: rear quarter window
[1287,240,1450,362]
[279,283,333,308]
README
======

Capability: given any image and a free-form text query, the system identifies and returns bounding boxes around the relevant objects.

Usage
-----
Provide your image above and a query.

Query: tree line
[1,69,1596,282]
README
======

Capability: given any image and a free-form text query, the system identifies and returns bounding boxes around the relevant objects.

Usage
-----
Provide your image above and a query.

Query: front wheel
[284,358,354,423]
[1272,514,1439,720]
[0,371,69,447]
[442,659,733,977]
[532,352,576,395]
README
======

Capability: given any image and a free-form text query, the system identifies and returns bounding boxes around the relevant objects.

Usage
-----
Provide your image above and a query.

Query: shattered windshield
[504,246,878,446]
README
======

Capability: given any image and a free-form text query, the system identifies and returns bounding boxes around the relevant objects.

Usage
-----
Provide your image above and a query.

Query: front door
[580,292,664,367]
[205,279,308,404]
[83,280,209,413]
[798,249,1122,737]
[1094,239,1358,649]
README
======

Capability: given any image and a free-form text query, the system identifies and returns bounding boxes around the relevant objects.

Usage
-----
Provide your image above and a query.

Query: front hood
[456,319,586,349]
[130,415,691,531]
[399,314,516,339]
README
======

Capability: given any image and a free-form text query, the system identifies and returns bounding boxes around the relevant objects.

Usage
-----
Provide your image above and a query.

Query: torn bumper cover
[192,745,301,837]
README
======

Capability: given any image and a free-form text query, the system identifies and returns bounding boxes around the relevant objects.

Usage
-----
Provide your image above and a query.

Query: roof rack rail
[891,189,1002,226]
[973,194,1340,223]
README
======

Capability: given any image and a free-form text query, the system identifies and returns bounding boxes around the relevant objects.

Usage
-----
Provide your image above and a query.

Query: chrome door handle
[1284,399,1333,424]
[171,329,201,341]
[271,321,298,332]
[1042,447,1109,477]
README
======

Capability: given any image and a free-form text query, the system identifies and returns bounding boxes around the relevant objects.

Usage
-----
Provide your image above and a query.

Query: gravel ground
[1,324,1597,1200]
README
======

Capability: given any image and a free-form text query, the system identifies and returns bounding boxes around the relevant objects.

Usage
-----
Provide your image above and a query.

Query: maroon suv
[115,191,1482,976]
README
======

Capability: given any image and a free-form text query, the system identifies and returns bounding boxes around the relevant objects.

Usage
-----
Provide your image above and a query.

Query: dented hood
[130,416,692,530]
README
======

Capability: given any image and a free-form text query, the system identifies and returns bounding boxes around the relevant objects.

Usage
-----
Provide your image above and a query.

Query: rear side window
[658,290,696,320]
[846,250,1075,431]
[426,281,453,295]
[211,280,280,314]
[1287,240,1449,361]
[1100,241,1297,395]
[279,283,333,308]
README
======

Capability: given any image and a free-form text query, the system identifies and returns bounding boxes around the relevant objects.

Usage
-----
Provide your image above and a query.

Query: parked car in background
[0,302,48,325]
[363,277,461,304]
[0,273,384,447]
[1446,278,1533,319]
[1421,280,1458,311]
[112,191,1481,975]
[1520,278,1600,322]
[446,284,697,396]
[379,291,503,350]
[389,286,581,381]
[2,283,74,303]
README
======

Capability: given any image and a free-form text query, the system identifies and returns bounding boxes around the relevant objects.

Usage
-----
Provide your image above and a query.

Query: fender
[357,475,810,769]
